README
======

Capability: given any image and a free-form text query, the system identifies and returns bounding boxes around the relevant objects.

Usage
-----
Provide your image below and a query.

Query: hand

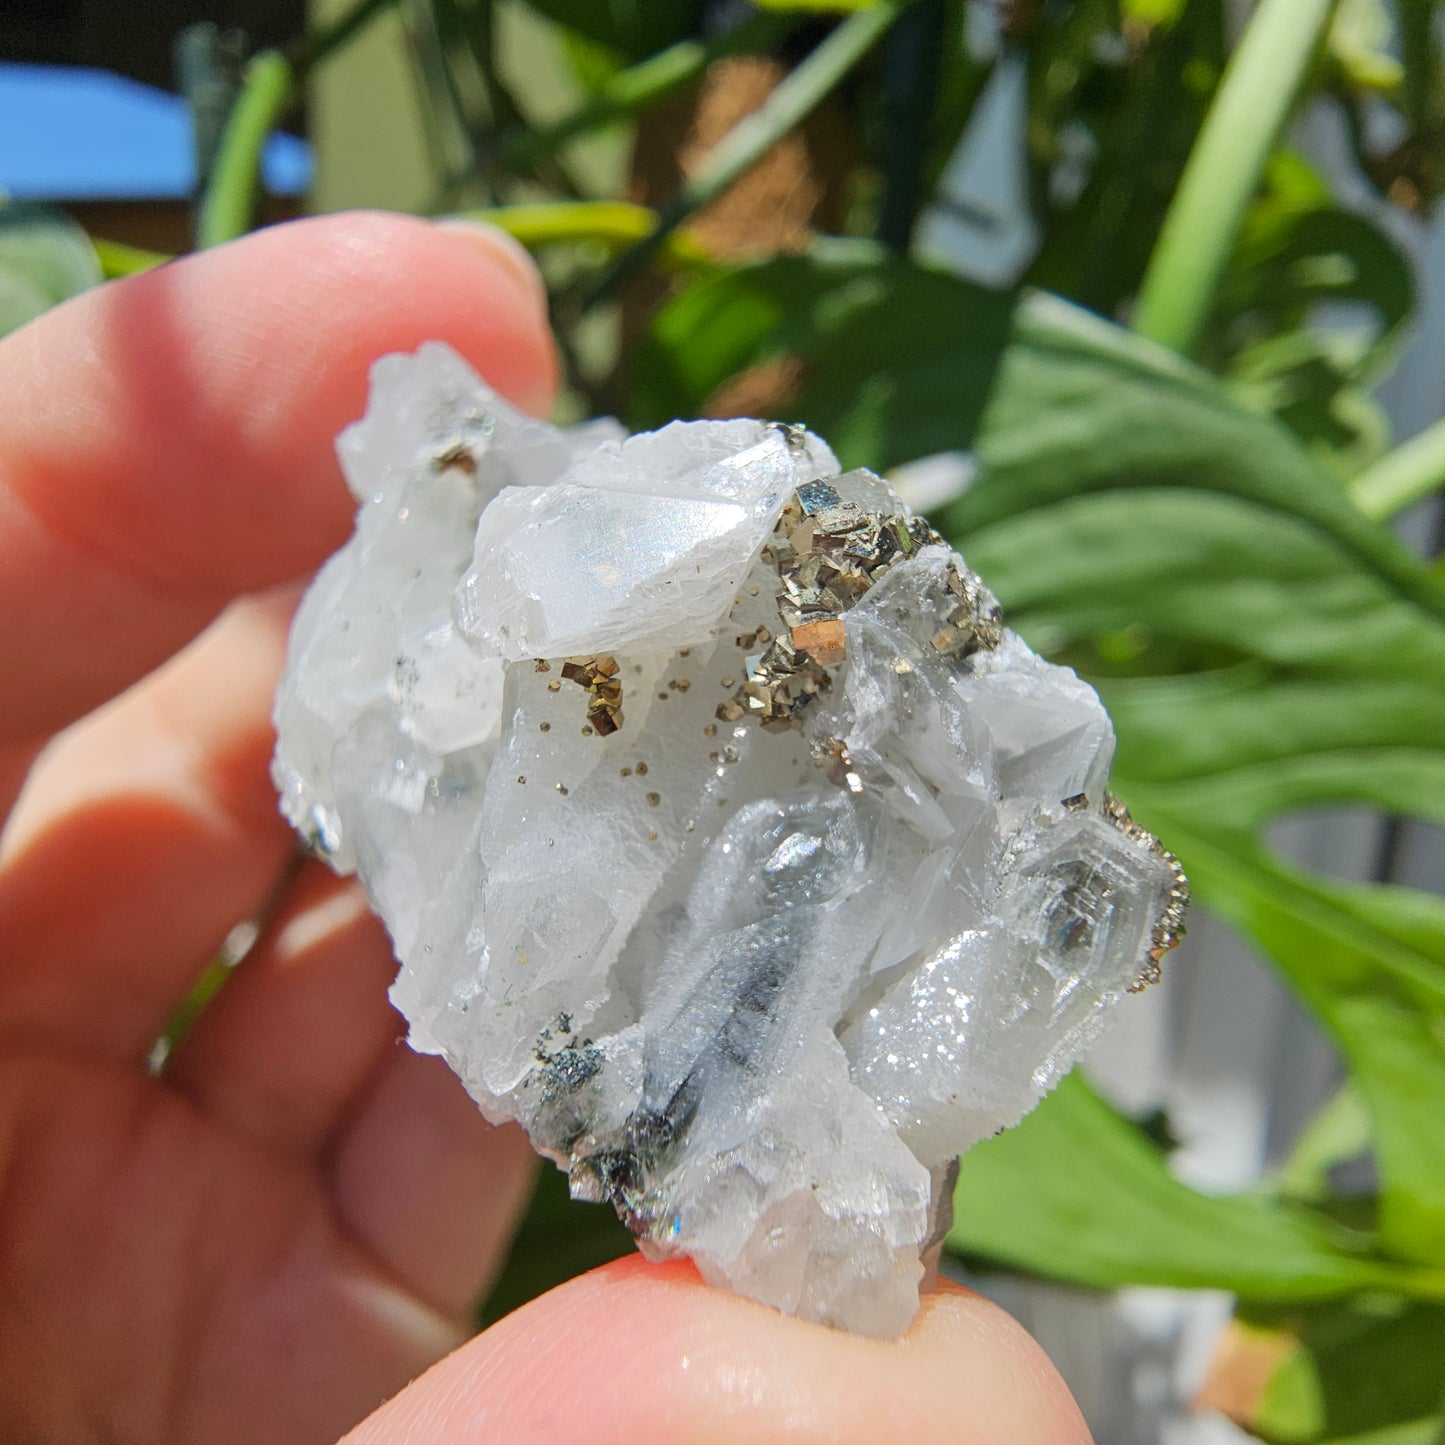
[0,213,1092,1445]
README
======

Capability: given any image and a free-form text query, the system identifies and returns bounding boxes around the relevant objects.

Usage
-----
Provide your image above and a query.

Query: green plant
[6,1,1444,1436]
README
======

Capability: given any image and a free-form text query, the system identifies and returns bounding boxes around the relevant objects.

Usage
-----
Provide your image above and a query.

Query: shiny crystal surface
[273,344,1187,1337]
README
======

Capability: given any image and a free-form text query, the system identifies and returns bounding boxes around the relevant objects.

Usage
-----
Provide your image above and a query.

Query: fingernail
[436,218,548,318]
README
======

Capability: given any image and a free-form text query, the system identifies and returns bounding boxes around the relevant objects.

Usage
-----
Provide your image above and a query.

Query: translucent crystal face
[272,343,1188,1338]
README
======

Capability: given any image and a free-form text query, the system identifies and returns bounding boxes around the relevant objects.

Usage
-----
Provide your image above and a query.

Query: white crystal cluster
[273,343,1186,1337]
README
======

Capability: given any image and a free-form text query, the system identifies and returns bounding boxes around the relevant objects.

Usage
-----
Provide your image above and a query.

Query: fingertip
[927,1271,980,1300]
[346,1253,1092,1445]
[398,212,560,417]
[4,207,562,580]
[214,208,560,426]
[435,218,551,322]
[908,1284,1094,1443]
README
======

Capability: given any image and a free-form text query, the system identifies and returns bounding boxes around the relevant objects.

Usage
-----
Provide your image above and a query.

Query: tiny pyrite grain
[272,342,1187,1337]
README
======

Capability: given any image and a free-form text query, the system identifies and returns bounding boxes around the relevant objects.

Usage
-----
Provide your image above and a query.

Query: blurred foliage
[0,203,101,335]
[8,0,1445,1435]
[1225,1300,1445,1443]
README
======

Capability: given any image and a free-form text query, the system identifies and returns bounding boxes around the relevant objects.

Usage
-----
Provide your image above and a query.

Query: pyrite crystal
[273,344,1188,1336]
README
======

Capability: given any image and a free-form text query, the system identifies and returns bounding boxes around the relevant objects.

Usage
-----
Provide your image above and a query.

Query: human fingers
[327,1045,536,1322]
[0,591,299,1063]
[0,211,556,1051]
[343,1257,1093,1445]
[161,865,403,1153]
[0,210,556,760]
[165,863,536,1319]
[8,588,534,1297]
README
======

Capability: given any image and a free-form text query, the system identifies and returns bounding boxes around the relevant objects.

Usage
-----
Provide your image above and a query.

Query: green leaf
[1225,331,1393,481]
[0,203,102,338]
[1314,1425,1445,1445]
[1134,833,1445,1268]
[556,29,626,94]
[1130,0,1337,356]
[1278,1083,1372,1204]
[631,239,1015,462]
[92,238,169,280]
[949,1075,1443,1300]
[752,0,885,9]
[1220,202,1415,367]
[1208,158,1415,473]
[947,295,1445,1263]
[514,0,704,61]
[1122,0,1187,28]
[1021,0,1224,318]
[1328,0,1404,97]
[1241,1298,1445,1444]
[1317,1425,1445,1445]
[639,248,1445,1272]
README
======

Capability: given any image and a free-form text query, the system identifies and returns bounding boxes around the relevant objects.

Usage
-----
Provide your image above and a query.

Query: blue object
[0,62,312,201]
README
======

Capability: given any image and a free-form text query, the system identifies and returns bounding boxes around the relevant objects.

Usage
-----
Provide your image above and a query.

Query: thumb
[344,1256,1092,1445]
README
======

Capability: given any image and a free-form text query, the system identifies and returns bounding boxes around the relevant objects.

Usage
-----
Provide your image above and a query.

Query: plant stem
[286,0,396,73]
[877,0,946,252]
[1350,415,1445,520]
[1132,0,1339,355]
[98,200,711,278]
[501,12,790,171]
[412,0,492,201]
[1398,0,1440,132]
[447,0,587,201]
[198,0,399,248]
[583,1,903,309]
[196,50,296,248]
[456,200,710,264]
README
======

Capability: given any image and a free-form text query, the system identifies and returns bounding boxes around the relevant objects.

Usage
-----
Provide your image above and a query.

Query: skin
[0,212,1093,1445]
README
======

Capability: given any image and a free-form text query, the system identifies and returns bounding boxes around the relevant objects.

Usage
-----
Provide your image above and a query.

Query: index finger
[0,211,557,746]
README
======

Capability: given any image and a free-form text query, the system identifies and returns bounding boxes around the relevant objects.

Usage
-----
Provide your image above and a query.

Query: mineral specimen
[272,343,1188,1337]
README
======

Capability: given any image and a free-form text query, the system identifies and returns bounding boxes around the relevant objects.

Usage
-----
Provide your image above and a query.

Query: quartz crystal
[273,342,1189,1338]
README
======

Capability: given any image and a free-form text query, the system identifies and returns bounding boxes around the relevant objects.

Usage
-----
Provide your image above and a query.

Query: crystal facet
[272,343,1188,1337]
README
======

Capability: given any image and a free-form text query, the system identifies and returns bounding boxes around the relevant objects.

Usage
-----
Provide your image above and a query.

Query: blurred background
[3,3,1444,1441]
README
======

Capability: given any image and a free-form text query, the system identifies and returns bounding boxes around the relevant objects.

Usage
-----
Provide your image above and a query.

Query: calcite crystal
[273,343,1188,1337]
